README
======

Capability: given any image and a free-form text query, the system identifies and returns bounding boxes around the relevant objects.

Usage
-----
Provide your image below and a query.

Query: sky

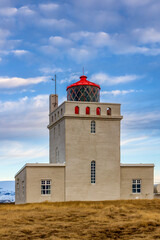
[0,0,160,182]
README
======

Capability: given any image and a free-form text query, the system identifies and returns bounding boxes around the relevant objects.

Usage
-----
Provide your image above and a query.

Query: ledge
[15,163,65,178]
[120,164,154,167]
[48,114,123,128]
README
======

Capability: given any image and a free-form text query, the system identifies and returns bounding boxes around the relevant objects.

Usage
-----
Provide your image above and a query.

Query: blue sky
[0,0,160,182]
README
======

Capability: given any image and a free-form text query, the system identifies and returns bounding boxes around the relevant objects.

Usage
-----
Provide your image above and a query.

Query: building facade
[15,75,154,204]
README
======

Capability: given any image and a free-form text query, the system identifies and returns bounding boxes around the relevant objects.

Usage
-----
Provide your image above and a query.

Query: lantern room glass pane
[67,86,100,102]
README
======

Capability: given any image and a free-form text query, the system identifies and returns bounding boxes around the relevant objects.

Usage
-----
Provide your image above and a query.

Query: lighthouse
[15,74,154,204]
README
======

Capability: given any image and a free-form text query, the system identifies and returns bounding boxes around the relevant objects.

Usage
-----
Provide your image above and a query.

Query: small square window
[132,179,141,193]
[41,180,51,195]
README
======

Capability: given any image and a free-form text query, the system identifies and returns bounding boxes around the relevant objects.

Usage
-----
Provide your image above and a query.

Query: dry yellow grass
[0,200,160,239]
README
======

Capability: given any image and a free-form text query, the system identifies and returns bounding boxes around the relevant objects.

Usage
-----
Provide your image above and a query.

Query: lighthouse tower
[15,74,154,204]
[48,75,123,201]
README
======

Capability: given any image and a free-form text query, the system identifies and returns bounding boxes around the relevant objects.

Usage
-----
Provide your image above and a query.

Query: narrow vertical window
[61,108,63,115]
[22,181,25,196]
[91,120,96,133]
[107,107,111,115]
[52,116,53,122]
[16,179,19,198]
[75,106,79,114]
[96,107,101,115]
[54,127,55,138]
[91,161,96,183]
[132,179,141,193]
[58,124,60,136]
[86,106,90,115]
[56,147,59,163]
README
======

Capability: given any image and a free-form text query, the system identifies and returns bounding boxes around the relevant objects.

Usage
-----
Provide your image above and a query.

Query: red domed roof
[66,75,100,90]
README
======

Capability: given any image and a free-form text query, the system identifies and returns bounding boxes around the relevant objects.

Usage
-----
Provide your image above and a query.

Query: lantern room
[67,75,100,102]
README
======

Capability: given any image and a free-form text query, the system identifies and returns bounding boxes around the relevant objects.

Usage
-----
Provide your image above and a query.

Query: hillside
[0,200,160,239]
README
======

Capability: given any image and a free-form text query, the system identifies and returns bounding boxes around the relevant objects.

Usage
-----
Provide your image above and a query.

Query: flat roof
[15,163,65,178]
[120,164,154,167]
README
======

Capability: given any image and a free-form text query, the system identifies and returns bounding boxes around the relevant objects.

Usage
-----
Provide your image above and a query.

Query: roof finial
[83,67,84,75]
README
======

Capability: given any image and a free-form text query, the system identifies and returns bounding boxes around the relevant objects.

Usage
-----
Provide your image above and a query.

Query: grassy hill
[0,200,160,239]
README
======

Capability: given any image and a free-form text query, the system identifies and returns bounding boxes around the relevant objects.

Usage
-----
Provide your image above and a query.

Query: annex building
[15,75,154,204]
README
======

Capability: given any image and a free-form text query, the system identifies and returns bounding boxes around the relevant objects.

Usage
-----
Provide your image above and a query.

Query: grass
[0,200,160,239]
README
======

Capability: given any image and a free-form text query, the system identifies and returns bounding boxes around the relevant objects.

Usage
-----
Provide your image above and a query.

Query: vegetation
[0,200,160,239]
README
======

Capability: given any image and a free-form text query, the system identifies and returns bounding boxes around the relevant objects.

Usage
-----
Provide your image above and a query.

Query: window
[61,108,63,115]
[58,111,59,117]
[41,180,51,195]
[58,124,60,135]
[107,107,111,115]
[16,179,19,198]
[91,161,96,183]
[52,116,53,122]
[86,106,90,115]
[56,147,59,163]
[75,106,79,114]
[54,127,55,138]
[132,179,141,193]
[55,113,56,120]
[91,120,96,133]
[96,107,101,115]
[22,181,24,196]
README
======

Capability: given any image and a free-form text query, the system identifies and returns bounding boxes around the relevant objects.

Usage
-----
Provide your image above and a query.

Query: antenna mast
[51,75,57,107]
[51,74,57,95]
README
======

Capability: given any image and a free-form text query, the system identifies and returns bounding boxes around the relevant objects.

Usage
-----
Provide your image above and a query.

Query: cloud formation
[101,89,141,96]
[0,95,49,140]
[90,73,141,85]
[0,76,49,88]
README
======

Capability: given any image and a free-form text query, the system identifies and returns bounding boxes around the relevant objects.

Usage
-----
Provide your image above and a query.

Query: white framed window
[91,161,96,183]
[22,181,25,196]
[91,120,96,133]
[55,147,59,163]
[54,127,55,138]
[16,179,20,198]
[58,124,60,136]
[41,180,51,195]
[132,179,141,193]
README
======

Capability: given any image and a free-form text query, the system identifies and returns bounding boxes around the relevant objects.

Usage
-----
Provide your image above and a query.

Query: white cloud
[60,74,80,84]
[122,0,152,7]
[49,36,72,47]
[90,73,141,85]
[0,141,48,164]
[0,76,49,88]
[69,47,96,62]
[39,3,59,11]
[0,29,10,39]
[39,18,73,29]
[0,7,17,17]
[121,136,148,146]
[0,95,49,140]
[11,50,29,56]
[123,111,160,130]
[18,6,35,16]
[40,67,63,74]
[133,28,160,44]
[70,31,111,47]
[101,89,141,96]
